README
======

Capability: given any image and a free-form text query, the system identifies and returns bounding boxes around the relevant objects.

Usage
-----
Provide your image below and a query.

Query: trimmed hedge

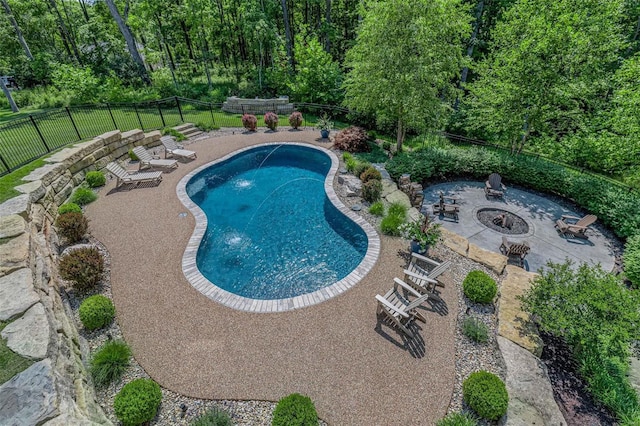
[55,212,88,243]
[463,371,508,421]
[114,378,162,426]
[79,295,115,331]
[272,393,318,426]
[58,202,82,215]
[387,145,640,238]
[86,171,106,188]
[463,271,497,304]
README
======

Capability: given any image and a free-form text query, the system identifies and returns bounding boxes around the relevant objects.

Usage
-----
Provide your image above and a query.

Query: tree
[0,77,18,112]
[465,0,627,153]
[1,0,33,60]
[343,0,471,151]
[289,35,342,104]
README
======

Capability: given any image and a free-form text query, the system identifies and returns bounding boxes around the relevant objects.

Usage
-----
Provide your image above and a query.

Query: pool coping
[176,142,381,312]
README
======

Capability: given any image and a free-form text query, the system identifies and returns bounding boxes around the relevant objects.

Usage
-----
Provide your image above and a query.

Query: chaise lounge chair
[106,162,162,188]
[132,146,178,171]
[555,214,597,239]
[161,136,197,160]
[485,173,506,198]
[499,236,530,267]
[375,278,434,338]
[403,252,450,298]
[432,191,459,222]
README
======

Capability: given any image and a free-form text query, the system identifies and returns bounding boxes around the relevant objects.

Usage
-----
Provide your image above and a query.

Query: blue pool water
[185,145,368,300]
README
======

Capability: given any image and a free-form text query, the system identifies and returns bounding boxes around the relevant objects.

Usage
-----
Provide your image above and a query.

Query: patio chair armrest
[375,295,409,318]
[560,214,580,221]
[393,277,422,298]
[411,252,440,267]
[568,224,589,230]
[403,269,438,285]
[501,183,507,190]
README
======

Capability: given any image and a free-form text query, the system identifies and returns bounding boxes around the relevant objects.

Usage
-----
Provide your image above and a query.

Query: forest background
[2,0,640,185]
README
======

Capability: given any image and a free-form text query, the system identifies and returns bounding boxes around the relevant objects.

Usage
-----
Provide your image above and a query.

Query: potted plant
[399,217,441,253]
[315,114,333,138]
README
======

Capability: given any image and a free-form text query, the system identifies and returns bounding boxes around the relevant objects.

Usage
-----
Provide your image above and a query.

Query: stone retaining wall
[0,129,160,425]
[222,96,294,115]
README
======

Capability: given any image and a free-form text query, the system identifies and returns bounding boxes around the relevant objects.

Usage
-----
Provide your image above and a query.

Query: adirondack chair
[555,214,597,239]
[432,192,459,222]
[485,173,506,198]
[403,252,450,297]
[499,236,530,267]
[375,277,434,338]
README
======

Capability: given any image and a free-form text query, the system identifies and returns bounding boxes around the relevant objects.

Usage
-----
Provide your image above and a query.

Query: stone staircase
[173,123,204,140]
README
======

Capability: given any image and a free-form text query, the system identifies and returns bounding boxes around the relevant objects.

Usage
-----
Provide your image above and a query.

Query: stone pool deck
[423,182,617,273]
[85,130,458,425]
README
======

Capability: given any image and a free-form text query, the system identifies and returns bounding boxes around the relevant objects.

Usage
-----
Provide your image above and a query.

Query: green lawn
[0,320,34,385]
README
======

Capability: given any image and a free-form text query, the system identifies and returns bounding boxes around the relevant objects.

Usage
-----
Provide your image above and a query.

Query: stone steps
[172,123,204,140]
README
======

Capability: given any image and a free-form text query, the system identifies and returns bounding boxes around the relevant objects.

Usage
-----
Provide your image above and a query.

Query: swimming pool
[177,143,380,312]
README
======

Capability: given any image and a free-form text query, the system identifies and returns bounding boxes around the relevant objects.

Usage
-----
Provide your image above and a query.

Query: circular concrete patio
[422,182,617,272]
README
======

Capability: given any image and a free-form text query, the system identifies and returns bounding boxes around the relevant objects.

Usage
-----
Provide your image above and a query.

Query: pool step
[173,123,204,140]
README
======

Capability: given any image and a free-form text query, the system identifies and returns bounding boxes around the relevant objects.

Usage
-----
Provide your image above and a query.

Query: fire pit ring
[476,208,530,235]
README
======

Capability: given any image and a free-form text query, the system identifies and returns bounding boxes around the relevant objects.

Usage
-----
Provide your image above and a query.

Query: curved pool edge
[176,142,381,313]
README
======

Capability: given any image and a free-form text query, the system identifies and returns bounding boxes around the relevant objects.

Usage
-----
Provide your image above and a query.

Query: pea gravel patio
[85,130,458,426]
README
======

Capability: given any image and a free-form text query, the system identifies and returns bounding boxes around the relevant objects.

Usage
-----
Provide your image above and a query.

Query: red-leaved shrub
[242,114,257,131]
[288,111,303,129]
[333,126,371,153]
[264,112,279,130]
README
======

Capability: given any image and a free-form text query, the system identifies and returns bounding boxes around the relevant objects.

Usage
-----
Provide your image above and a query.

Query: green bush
[362,180,383,203]
[58,202,82,215]
[90,340,131,387]
[624,234,640,288]
[59,247,104,292]
[436,412,478,426]
[55,212,88,243]
[462,317,489,344]
[345,157,358,173]
[353,161,371,178]
[128,149,139,161]
[381,213,405,236]
[388,202,408,218]
[163,127,187,141]
[190,407,233,426]
[360,166,382,183]
[79,295,115,331]
[70,187,97,206]
[196,121,216,132]
[462,371,508,421]
[342,152,353,162]
[382,141,392,151]
[114,378,162,426]
[463,271,497,304]
[272,393,318,426]
[369,201,385,216]
[85,171,106,188]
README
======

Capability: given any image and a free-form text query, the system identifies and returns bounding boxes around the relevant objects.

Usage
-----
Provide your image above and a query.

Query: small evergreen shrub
[85,171,106,188]
[59,247,104,292]
[388,202,408,218]
[463,271,497,304]
[333,126,371,153]
[353,161,371,178]
[345,157,358,173]
[55,212,88,243]
[58,202,82,215]
[70,187,97,206]
[463,371,508,421]
[462,317,489,343]
[79,295,115,331]
[190,407,233,426]
[360,166,382,183]
[242,113,257,131]
[288,111,303,129]
[624,234,640,288]
[264,111,279,130]
[114,378,162,426]
[272,393,318,426]
[436,412,478,426]
[128,149,139,161]
[362,179,383,203]
[90,340,131,387]
[369,201,384,216]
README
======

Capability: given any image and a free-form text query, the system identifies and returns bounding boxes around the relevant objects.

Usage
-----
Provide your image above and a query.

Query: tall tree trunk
[104,0,151,84]
[1,78,19,112]
[47,0,82,64]
[324,0,331,53]
[1,0,33,60]
[281,0,294,68]
[154,14,177,87]
[180,20,196,62]
[396,116,406,152]
[454,0,484,110]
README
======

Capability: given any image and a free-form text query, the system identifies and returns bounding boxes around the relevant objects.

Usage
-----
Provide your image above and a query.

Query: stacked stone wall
[0,129,160,425]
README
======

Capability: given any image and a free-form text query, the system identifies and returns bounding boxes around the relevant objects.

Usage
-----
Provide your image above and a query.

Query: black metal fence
[0,97,350,176]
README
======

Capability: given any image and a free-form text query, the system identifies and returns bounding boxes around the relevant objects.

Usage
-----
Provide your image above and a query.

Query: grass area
[0,107,48,123]
[0,159,46,203]
[0,320,34,385]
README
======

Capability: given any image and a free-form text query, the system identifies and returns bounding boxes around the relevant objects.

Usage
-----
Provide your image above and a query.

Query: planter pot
[320,129,330,138]
[410,240,427,254]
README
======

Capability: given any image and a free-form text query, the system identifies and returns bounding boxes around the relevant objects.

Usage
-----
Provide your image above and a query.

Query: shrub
[333,126,371,153]
[114,378,162,426]
[59,247,104,292]
[342,152,353,162]
[624,234,640,288]
[369,201,384,216]
[242,113,257,131]
[264,111,279,130]
[345,157,358,173]
[362,180,383,203]
[85,171,106,188]
[90,340,131,387]
[436,412,478,426]
[462,371,508,421]
[128,149,139,161]
[190,407,233,426]
[463,271,497,304]
[70,187,97,206]
[196,121,216,132]
[272,393,318,426]
[58,202,82,215]
[462,317,489,344]
[55,212,88,243]
[382,141,392,151]
[360,166,382,183]
[163,127,187,141]
[353,161,371,178]
[381,213,405,236]
[288,111,303,129]
[388,202,408,218]
[79,295,115,331]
